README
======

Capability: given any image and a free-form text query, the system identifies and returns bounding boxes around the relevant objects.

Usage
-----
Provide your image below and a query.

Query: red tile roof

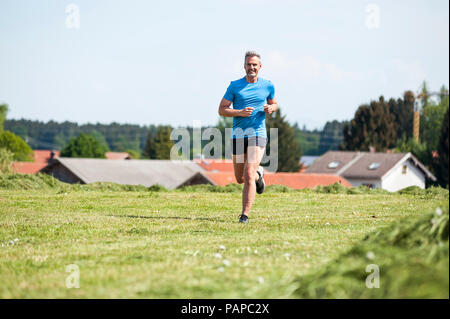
[33,150,60,163]
[203,172,238,185]
[195,159,235,172]
[11,162,48,174]
[203,172,352,189]
[265,173,352,188]
[12,150,60,174]
[105,152,131,160]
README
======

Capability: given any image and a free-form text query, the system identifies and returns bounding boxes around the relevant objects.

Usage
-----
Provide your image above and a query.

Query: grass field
[0,175,448,298]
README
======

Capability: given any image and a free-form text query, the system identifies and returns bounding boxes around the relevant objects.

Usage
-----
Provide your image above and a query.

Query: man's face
[244,56,261,79]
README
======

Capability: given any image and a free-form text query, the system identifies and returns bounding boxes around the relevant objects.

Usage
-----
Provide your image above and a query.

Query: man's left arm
[264,97,278,115]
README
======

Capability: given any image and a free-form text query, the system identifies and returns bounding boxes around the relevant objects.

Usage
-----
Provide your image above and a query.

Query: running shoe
[256,166,265,194]
[239,214,249,223]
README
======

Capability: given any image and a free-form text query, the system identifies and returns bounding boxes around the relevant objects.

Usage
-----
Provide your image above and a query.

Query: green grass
[0,174,448,298]
[293,202,449,298]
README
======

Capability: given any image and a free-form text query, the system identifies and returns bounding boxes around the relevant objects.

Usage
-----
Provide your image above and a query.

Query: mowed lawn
[0,189,444,298]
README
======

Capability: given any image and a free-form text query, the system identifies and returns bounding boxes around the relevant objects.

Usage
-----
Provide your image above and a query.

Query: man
[218,51,278,223]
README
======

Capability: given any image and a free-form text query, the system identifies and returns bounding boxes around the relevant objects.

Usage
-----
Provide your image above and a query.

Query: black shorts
[232,137,267,155]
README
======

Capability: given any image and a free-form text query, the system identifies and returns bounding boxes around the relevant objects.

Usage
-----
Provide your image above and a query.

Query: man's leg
[232,152,247,184]
[242,145,265,216]
[232,138,247,184]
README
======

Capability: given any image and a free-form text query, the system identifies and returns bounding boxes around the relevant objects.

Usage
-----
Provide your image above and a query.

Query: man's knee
[243,167,257,184]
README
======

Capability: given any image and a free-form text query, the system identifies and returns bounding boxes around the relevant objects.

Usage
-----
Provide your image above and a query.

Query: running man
[218,51,278,223]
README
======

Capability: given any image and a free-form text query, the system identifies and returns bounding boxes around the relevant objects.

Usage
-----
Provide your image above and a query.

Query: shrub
[0,131,34,161]
[0,148,14,174]
[61,133,108,158]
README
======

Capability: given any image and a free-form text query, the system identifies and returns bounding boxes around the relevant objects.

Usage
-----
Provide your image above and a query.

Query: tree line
[4,117,344,158]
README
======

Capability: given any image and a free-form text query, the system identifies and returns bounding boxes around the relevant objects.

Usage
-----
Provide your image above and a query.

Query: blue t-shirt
[223,77,275,139]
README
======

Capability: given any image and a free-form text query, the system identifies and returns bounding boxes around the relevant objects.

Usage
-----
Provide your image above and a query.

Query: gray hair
[245,51,261,62]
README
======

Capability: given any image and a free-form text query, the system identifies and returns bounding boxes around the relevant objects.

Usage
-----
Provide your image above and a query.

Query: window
[368,162,380,170]
[328,161,340,169]
[363,183,375,189]
[402,164,407,174]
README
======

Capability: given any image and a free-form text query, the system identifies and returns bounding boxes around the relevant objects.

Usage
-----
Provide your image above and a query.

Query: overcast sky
[0,0,448,130]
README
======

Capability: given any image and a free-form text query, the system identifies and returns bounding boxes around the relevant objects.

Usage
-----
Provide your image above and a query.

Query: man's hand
[239,107,254,117]
[264,104,275,115]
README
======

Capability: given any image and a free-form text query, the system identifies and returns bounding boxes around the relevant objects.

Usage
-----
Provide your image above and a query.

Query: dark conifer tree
[153,125,174,160]
[435,107,449,188]
[143,131,156,159]
[265,108,302,172]
[341,96,397,151]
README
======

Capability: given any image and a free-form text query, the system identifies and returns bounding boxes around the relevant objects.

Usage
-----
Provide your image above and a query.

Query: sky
[0,0,448,130]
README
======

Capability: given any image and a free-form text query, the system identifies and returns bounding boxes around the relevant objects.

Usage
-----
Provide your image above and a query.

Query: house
[305,151,436,191]
[40,158,209,189]
[12,150,60,174]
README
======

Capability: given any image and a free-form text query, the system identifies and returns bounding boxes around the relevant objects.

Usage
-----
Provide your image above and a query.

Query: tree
[89,131,110,152]
[265,108,302,172]
[318,120,345,154]
[143,131,156,159]
[435,107,449,188]
[389,91,414,140]
[420,81,430,106]
[420,89,449,150]
[60,133,108,158]
[112,134,140,153]
[125,149,140,159]
[394,136,432,170]
[294,126,321,156]
[0,130,34,161]
[0,104,8,131]
[341,96,397,152]
[143,125,174,159]
[439,85,449,104]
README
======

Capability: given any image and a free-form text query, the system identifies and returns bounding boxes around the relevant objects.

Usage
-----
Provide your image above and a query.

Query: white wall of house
[381,160,425,192]
[346,178,381,189]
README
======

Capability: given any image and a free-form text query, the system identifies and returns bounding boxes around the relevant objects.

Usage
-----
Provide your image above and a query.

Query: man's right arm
[218,98,254,117]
